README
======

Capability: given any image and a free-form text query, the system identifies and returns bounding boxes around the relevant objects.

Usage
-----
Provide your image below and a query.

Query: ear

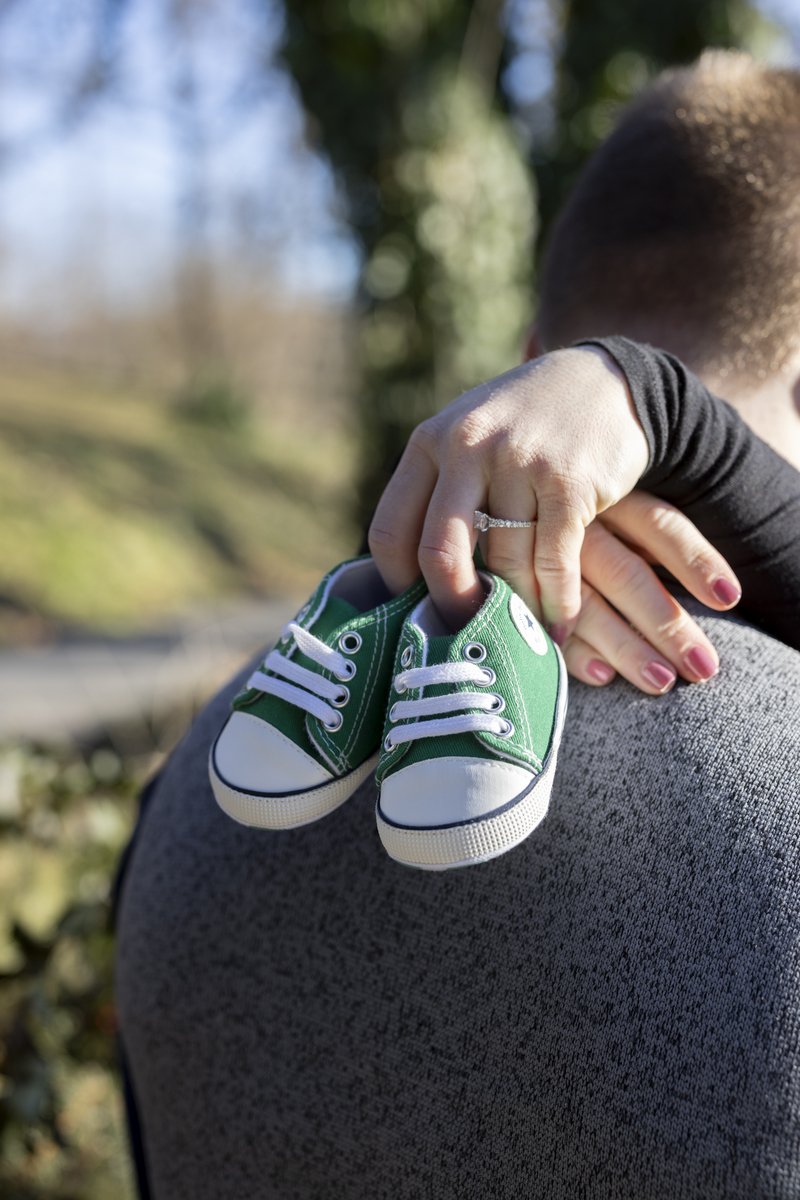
[522,322,544,362]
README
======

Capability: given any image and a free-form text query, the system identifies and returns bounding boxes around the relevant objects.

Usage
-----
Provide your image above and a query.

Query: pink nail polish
[712,577,741,606]
[549,623,569,646]
[587,659,615,684]
[685,645,718,681]
[641,661,676,691]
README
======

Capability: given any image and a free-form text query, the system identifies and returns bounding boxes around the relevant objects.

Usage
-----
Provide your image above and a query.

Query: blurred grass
[0,363,358,638]
[0,362,360,1194]
[0,740,146,1200]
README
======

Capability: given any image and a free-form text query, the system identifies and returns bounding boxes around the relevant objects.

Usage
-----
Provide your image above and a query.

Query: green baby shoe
[375,572,568,870]
[209,556,426,830]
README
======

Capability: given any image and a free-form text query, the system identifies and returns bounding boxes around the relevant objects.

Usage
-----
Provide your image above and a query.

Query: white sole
[208,744,379,831]
[376,647,568,871]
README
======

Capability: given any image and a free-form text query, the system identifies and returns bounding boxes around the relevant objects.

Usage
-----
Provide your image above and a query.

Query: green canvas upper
[376,573,562,785]
[233,556,427,778]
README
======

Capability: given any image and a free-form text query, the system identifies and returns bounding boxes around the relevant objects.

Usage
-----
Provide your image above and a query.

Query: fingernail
[549,623,569,646]
[641,661,676,692]
[685,645,718,681]
[587,659,615,684]
[712,577,741,606]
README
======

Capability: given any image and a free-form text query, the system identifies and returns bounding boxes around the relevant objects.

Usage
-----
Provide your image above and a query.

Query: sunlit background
[1,1,798,1195]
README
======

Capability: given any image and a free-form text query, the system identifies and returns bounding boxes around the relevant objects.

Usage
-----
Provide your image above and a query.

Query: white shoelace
[386,661,511,749]
[247,622,355,731]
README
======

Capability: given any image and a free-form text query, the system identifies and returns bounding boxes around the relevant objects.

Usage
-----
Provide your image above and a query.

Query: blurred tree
[280,0,763,526]
[169,0,226,381]
[278,0,537,527]
[525,0,761,253]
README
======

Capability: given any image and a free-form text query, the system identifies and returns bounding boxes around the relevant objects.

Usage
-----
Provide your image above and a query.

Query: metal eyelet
[323,712,344,733]
[477,667,496,687]
[463,642,487,663]
[488,694,505,713]
[400,645,414,668]
[389,702,401,722]
[339,631,362,654]
[497,718,514,738]
[331,687,350,708]
[335,660,357,682]
[394,678,407,695]
[384,733,395,752]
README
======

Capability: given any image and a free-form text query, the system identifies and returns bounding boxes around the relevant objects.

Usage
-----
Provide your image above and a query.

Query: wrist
[570,344,650,483]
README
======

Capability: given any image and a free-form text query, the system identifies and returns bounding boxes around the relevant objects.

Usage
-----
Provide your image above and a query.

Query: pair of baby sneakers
[208,555,568,870]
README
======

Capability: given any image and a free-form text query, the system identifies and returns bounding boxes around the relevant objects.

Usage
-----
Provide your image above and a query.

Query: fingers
[483,479,539,618]
[561,634,616,687]
[534,492,587,643]
[368,422,486,628]
[417,464,485,630]
[368,426,438,595]
[600,492,741,610]
[574,582,679,695]
[581,522,719,683]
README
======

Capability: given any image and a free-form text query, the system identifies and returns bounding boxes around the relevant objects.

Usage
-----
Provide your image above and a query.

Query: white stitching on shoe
[384,577,544,771]
[311,584,422,774]
[341,604,384,762]
[466,578,538,759]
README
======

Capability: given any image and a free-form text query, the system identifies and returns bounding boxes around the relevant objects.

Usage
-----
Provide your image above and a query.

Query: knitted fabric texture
[115,606,800,1200]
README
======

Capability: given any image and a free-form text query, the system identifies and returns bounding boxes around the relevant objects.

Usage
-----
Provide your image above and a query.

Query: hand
[369,346,649,637]
[563,492,741,695]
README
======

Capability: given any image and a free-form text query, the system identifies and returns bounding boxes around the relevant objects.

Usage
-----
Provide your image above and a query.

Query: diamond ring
[474,509,537,532]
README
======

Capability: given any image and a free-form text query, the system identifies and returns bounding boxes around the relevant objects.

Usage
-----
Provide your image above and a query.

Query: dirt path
[1,597,298,745]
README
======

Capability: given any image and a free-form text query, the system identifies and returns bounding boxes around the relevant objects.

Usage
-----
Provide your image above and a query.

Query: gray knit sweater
[115,606,800,1200]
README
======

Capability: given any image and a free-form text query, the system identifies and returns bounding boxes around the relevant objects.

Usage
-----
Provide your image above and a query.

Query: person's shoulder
[573,604,799,724]
[562,608,799,803]
[697,607,800,677]
[156,610,799,814]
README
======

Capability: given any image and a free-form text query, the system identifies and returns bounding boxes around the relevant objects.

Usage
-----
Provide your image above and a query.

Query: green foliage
[280,0,537,525]
[0,742,142,1199]
[172,372,252,433]
[0,364,356,635]
[280,0,763,526]
[357,67,536,514]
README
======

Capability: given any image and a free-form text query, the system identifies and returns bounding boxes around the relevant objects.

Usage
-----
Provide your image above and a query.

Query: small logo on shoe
[509,594,548,656]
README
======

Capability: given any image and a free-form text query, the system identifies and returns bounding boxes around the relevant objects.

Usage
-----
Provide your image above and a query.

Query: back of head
[538,51,800,383]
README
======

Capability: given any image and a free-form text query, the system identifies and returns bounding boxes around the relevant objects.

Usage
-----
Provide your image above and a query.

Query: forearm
[581,336,800,649]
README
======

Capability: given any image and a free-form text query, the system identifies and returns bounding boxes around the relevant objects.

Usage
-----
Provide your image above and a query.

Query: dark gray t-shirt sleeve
[580,336,800,650]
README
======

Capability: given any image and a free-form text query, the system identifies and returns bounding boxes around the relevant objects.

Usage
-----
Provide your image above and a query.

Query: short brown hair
[538,51,800,381]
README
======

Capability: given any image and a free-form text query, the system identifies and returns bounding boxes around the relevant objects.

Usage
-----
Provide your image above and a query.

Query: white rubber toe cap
[379,756,535,829]
[213,711,333,795]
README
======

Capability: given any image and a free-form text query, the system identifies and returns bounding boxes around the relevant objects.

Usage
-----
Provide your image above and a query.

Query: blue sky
[0,0,358,322]
[0,0,796,325]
